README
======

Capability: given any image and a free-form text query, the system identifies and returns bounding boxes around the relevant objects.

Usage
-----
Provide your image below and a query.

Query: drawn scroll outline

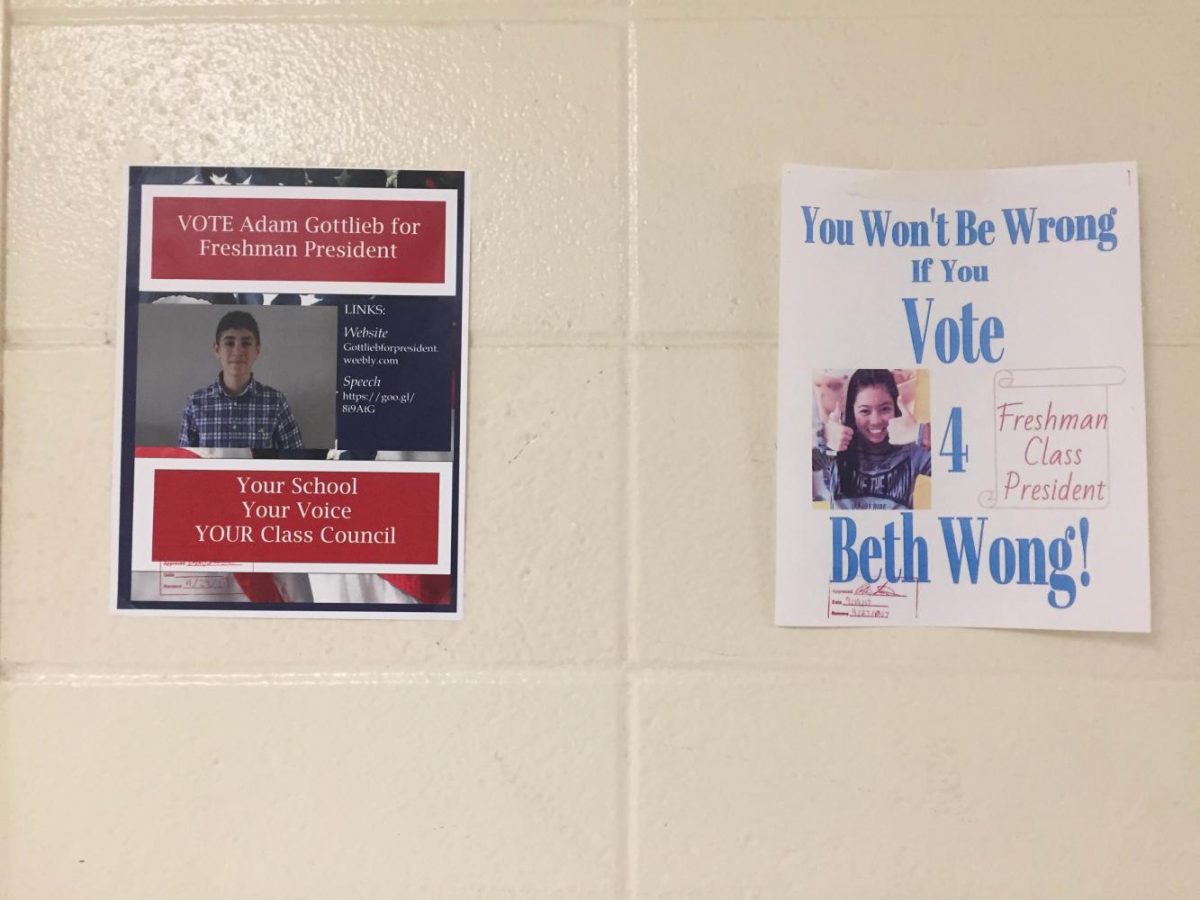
[978,366,1124,510]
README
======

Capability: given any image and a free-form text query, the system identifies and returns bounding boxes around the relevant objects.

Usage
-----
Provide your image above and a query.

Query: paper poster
[776,163,1149,631]
[112,166,469,617]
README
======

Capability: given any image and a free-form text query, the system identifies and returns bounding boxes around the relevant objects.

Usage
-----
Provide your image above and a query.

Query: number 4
[939,406,969,472]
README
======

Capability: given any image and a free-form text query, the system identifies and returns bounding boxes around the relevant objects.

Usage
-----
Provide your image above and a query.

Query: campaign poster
[112,166,469,617]
[776,163,1149,631]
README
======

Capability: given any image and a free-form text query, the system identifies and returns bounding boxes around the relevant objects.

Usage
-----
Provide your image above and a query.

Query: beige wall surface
[2,1,1198,897]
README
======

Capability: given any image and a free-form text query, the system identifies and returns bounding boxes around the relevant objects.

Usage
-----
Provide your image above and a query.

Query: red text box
[152,469,440,565]
[150,196,447,284]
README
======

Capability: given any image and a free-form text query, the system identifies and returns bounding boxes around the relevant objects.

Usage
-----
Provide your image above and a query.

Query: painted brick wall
[3,2,1198,897]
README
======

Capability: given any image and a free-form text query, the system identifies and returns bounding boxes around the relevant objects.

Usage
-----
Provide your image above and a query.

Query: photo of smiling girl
[812,368,932,510]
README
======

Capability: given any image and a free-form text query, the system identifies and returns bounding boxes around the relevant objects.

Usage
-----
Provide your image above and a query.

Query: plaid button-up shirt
[179,375,302,449]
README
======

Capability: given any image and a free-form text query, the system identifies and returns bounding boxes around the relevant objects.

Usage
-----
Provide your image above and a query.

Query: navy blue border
[116,167,466,615]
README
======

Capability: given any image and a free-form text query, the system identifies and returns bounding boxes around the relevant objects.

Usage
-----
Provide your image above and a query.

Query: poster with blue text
[112,166,469,618]
[776,163,1149,630]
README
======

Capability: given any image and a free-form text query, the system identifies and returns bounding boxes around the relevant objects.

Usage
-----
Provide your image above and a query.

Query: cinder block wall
[3,2,1198,897]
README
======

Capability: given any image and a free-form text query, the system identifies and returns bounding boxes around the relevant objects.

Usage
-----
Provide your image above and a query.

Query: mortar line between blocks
[1,2,11,606]
[624,666,642,900]
[6,2,1160,27]
[7,2,636,27]
[1,666,630,686]
[620,15,640,900]
[621,345,642,900]
[8,664,1192,690]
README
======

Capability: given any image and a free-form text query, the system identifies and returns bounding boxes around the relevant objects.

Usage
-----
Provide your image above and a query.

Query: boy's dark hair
[214,310,261,344]
[843,369,903,428]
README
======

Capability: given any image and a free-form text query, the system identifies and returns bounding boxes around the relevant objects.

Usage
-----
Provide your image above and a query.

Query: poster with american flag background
[112,166,469,617]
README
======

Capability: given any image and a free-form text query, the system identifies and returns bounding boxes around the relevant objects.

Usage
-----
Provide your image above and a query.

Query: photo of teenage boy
[813,368,931,510]
[179,311,302,449]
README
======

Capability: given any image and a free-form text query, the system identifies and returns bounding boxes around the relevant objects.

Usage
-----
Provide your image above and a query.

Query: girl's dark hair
[842,369,902,428]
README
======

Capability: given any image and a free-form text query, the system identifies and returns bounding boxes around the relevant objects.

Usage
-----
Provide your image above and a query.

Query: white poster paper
[776,163,1149,631]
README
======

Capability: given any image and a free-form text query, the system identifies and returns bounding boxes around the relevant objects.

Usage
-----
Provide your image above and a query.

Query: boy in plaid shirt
[179,311,302,449]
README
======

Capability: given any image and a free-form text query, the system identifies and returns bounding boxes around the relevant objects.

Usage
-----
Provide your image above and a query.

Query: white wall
[3,1,1198,897]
